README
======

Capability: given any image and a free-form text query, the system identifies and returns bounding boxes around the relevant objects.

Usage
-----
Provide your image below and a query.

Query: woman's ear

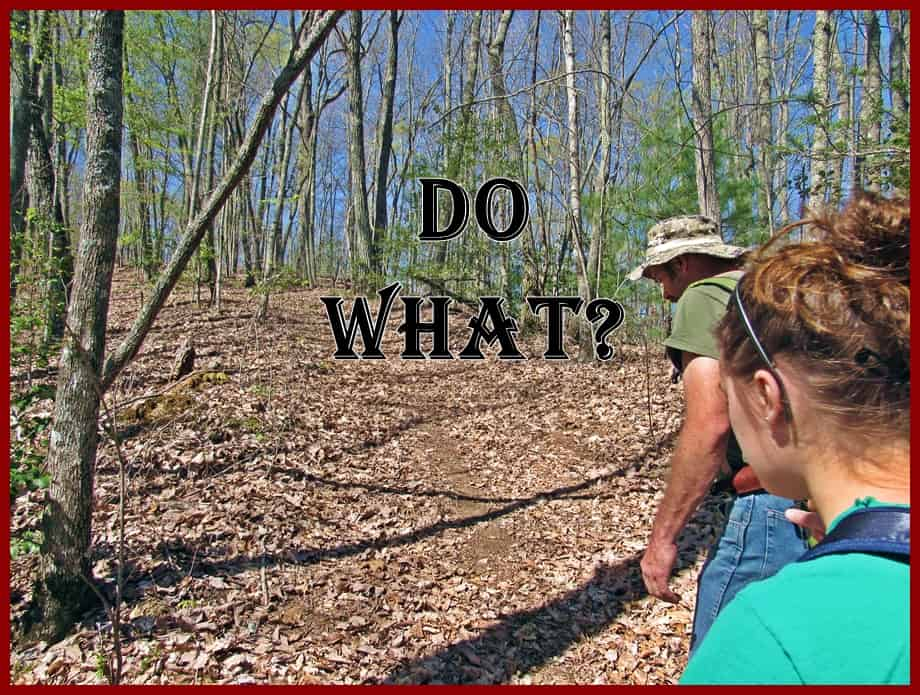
[751,368,785,425]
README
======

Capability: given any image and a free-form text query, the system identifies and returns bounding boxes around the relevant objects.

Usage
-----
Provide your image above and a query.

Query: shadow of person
[379,500,722,685]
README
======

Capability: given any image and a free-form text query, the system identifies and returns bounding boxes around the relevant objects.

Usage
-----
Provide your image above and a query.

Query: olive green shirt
[664,270,744,472]
[681,497,910,685]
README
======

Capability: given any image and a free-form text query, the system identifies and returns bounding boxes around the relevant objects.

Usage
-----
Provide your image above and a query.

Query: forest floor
[9,269,730,685]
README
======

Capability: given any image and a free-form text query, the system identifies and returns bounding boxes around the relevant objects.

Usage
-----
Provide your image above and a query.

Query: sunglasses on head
[730,286,792,418]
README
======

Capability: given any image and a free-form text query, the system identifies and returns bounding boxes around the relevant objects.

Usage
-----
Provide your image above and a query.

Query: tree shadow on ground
[147,420,681,582]
[378,510,714,684]
[85,419,683,597]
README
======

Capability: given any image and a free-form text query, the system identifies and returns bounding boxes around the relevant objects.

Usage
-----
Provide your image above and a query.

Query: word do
[419,177,528,242]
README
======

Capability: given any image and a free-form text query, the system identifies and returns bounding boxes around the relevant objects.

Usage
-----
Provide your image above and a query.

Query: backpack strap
[687,275,739,294]
[798,506,910,563]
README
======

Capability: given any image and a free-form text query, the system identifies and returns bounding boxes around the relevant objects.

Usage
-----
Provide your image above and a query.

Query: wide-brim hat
[628,214,748,281]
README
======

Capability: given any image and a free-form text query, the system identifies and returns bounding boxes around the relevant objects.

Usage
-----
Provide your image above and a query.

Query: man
[628,215,806,655]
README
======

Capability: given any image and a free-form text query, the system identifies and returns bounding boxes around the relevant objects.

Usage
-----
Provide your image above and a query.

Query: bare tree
[856,10,882,191]
[808,10,832,211]
[561,11,594,361]
[27,10,124,643]
[343,11,375,281]
[10,10,32,301]
[372,11,403,273]
[752,10,775,233]
[829,12,851,202]
[27,11,73,345]
[690,11,720,223]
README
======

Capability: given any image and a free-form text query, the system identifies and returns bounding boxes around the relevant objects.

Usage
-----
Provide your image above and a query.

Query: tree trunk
[487,9,541,325]
[458,10,483,178]
[258,77,305,320]
[590,10,611,303]
[690,11,720,223]
[903,12,910,87]
[433,11,456,268]
[52,16,72,231]
[527,11,551,297]
[829,13,850,203]
[188,11,218,225]
[561,11,593,361]
[126,93,156,280]
[28,11,73,346]
[888,10,908,119]
[808,10,832,212]
[344,11,374,281]
[752,10,774,234]
[372,11,401,272]
[857,10,882,191]
[299,65,318,286]
[10,10,32,302]
[26,10,124,644]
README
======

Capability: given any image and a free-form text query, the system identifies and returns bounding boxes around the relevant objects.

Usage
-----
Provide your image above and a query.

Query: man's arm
[640,352,731,602]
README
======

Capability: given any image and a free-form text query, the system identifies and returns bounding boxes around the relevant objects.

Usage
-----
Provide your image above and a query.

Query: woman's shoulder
[683,549,909,684]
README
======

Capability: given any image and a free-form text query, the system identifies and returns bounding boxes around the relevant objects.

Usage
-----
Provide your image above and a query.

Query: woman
[681,193,909,684]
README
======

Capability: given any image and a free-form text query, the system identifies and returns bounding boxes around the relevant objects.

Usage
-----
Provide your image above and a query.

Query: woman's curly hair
[718,192,909,439]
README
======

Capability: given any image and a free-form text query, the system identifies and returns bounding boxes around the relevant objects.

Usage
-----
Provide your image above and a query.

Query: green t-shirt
[664,270,744,472]
[664,270,742,367]
[681,497,910,685]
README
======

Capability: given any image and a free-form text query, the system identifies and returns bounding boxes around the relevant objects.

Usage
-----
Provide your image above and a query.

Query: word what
[320,283,625,361]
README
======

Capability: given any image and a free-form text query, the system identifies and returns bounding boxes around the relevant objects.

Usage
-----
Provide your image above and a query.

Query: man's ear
[752,368,784,424]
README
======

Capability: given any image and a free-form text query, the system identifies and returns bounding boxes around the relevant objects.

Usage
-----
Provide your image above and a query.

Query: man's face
[645,258,691,302]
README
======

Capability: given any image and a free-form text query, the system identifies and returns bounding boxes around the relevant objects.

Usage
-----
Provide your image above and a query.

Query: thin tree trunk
[372,11,401,271]
[458,10,483,178]
[888,10,908,119]
[27,10,124,643]
[344,11,374,281]
[829,13,850,203]
[299,64,318,286]
[752,10,774,233]
[562,11,593,361]
[527,11,551,295]
[808,10,832,212]
[188,10,218,224]
[52,17,72,231]
[434,11,456,267]
[28,11,73,346]
[10,10,32,302]
[857,10,882,191]
[690,11,720,223]
[126,93,155,280]
[258,75,305,319]
[590,10,611,301]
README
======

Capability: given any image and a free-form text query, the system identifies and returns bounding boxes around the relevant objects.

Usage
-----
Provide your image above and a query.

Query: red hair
[718,192,909,439]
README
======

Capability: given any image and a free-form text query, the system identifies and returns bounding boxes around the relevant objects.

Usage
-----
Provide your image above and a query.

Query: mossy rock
[120,371,228,424]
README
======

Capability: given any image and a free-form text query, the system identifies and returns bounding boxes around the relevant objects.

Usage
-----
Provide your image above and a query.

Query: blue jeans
[689,492,808,657]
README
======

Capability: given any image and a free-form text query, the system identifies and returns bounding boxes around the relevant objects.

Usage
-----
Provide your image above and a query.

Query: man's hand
[640,538,682,603]
[640,354,727,605]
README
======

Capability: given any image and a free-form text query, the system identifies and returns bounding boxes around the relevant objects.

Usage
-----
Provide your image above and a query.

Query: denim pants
[689,492,808,657]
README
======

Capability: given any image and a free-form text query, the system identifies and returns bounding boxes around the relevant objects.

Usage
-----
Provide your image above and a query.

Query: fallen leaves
[9,270,728,685]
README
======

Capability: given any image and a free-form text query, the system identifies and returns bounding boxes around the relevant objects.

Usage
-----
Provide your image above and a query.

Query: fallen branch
[408,274,480,313]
